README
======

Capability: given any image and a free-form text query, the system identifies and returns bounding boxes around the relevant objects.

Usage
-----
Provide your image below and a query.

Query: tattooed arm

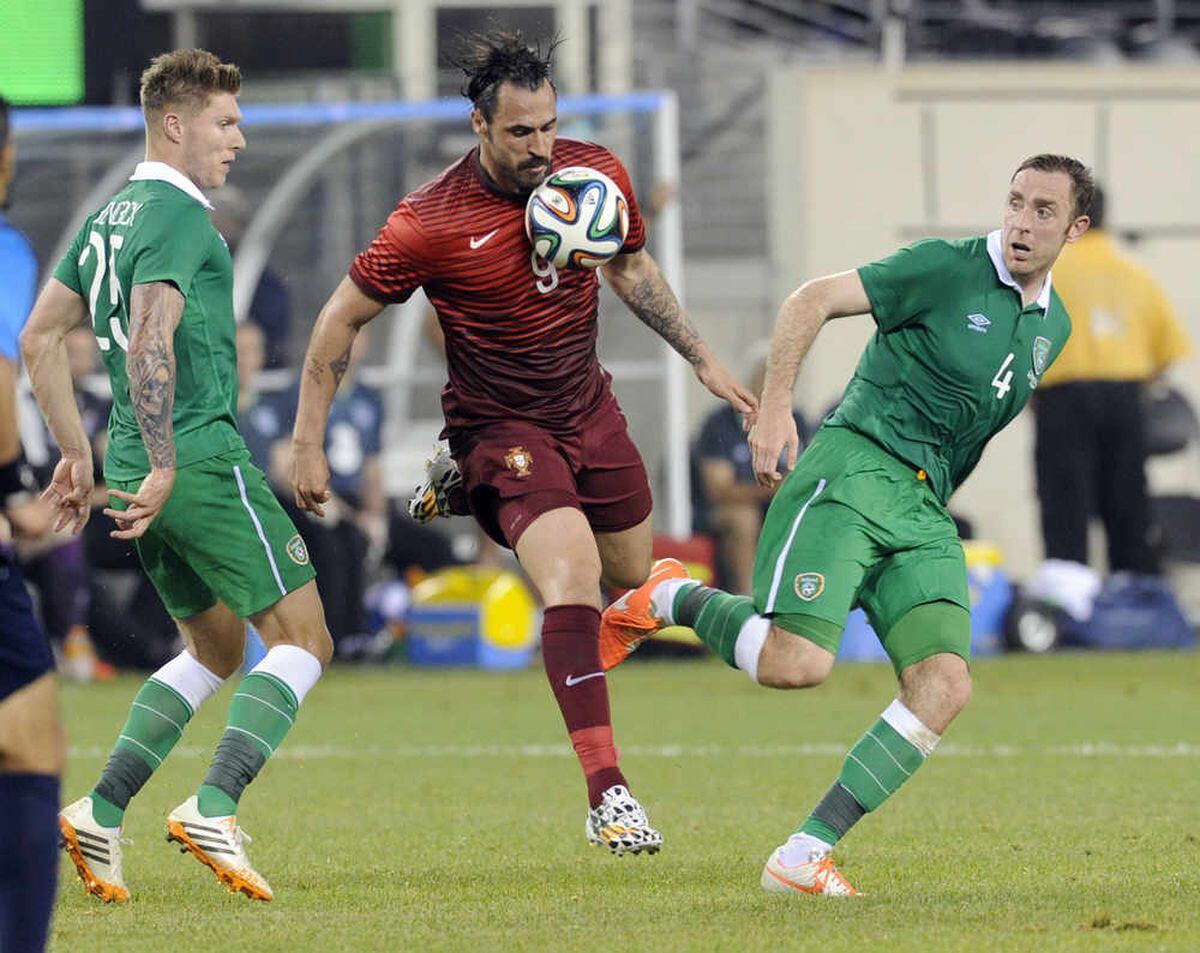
[602,249,756,415]
[291,276,384,516]
[99,280,184,539]
[127,282,183,469]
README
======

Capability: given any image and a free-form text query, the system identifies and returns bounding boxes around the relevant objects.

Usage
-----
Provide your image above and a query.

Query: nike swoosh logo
[469,228,500,249]
[565,671,605,687]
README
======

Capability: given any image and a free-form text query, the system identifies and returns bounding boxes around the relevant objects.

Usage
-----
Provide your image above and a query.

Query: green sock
[197,672,299,817]
[91,678,194,826]
[671,584,759,668]
[799,716,927,845]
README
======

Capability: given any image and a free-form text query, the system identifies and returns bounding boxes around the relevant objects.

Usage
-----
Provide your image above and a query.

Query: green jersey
[825,231,1072,504]
[53,161,244,481]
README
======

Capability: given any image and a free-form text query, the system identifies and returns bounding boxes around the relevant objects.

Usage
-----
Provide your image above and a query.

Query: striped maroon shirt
[349,137,646,433]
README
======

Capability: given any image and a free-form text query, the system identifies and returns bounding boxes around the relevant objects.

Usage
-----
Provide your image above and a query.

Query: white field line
[67,741,1200,761]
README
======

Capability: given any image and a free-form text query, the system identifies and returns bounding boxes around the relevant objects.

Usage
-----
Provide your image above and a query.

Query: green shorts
[108,449,316,620]
[751,426,970,667]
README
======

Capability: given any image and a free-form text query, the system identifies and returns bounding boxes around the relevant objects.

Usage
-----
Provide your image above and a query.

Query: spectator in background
[210,184,292,368]
[1033,185,1192,578]
[693,342,809,594]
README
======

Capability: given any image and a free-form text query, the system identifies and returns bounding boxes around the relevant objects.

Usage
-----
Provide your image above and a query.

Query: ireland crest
[286,534,310,565]
[794,572,825,602]
[1032,336,1052,377]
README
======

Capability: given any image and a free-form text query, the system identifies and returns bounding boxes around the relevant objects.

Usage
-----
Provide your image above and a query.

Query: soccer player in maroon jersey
[290,31,755,854]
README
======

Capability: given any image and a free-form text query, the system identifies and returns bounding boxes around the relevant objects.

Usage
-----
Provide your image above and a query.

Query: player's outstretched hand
[41,452,94,535]
[104,467,175,540]
[291,441,331,518]
[748,402,799,489]
[694,358,758,417]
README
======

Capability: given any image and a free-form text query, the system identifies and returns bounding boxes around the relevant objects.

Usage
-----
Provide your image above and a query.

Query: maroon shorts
[449,397,653,549]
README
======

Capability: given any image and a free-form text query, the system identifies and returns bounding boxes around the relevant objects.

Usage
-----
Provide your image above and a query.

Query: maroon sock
[541,604,627,808]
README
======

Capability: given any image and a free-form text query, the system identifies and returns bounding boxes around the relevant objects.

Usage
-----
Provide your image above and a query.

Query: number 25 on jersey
[79,230,130,353]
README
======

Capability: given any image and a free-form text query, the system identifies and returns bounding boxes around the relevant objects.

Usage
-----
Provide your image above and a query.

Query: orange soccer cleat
[598,557,690,671]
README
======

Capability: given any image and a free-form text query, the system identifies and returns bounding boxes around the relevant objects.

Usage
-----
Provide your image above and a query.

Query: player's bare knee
[945,666,973,717]
[308,628,335,668]
[206,649,244,680]
[602,557,651,592]
[757,627,834,689]
[39,721,68,776]
[0,685,67,775]
[531,555,604,608]
[902,653,972,722]
[181,640,242,680]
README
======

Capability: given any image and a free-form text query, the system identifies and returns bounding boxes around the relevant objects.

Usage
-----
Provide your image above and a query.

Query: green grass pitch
[50,652,1198,952]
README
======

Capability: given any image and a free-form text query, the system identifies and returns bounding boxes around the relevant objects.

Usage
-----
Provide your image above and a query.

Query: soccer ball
[524,166,629,269]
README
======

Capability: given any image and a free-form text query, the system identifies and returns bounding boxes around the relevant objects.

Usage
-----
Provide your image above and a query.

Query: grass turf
[50,651,1198,952]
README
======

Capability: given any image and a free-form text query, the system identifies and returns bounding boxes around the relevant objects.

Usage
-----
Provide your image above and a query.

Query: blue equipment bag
[1061,573,1196,650]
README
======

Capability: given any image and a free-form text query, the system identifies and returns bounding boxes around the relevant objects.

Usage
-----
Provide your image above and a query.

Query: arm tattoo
[329,343,353,386]
[619,273,703,365]
[128,283,182,470]
[304,341,353,389]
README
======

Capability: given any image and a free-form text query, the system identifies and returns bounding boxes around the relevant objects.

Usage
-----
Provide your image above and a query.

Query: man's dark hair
[1086,184,1106,230]
[0,96,9,147]
[1012,154,1096,221]
[453,30,559,122]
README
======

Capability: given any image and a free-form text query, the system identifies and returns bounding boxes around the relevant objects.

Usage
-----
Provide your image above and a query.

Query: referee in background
[1033,185,1192,575]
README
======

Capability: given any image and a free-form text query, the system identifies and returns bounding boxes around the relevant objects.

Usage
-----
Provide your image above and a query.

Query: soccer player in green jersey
[600,154,1094,895]
[20,49,333,903]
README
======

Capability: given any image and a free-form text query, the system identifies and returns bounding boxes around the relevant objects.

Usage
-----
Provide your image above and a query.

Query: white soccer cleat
[407,444,463,524]
[761,845,860,896]
[165,795,273,901]
[585,784,662,856]
[59,796,130,903]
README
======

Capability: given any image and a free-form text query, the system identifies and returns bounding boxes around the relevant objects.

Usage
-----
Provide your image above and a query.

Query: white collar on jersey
[986,229,1051,312]
[129,161,214,210]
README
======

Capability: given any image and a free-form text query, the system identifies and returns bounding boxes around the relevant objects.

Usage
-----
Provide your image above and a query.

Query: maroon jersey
[349,137,646,434]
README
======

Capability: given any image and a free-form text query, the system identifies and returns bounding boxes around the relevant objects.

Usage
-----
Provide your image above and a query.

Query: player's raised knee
[756,626,835,689]
[603,557,653,593]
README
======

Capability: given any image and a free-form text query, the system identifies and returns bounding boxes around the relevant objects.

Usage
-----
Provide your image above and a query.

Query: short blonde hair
[139,49,241,118]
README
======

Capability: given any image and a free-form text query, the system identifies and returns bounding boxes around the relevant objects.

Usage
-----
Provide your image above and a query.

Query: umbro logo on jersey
[469,228,500,249]
[966,313,992,334]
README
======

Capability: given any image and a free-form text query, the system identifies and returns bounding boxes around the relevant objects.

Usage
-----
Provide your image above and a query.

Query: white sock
[881,699,941,757]
[733,615,770,683]
[250,644,323,705]
[779,832,833,866]
[149,650,225,713]
[650,578,697,624]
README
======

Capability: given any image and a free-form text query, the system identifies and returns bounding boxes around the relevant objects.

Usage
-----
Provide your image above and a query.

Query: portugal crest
[286,534,310,565]
[794,572,825,602]
[504,446,534,479]
[1032,336,1052,376]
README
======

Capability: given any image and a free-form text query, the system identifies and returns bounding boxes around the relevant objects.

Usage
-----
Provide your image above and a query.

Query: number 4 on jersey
[991,352,1014,399]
